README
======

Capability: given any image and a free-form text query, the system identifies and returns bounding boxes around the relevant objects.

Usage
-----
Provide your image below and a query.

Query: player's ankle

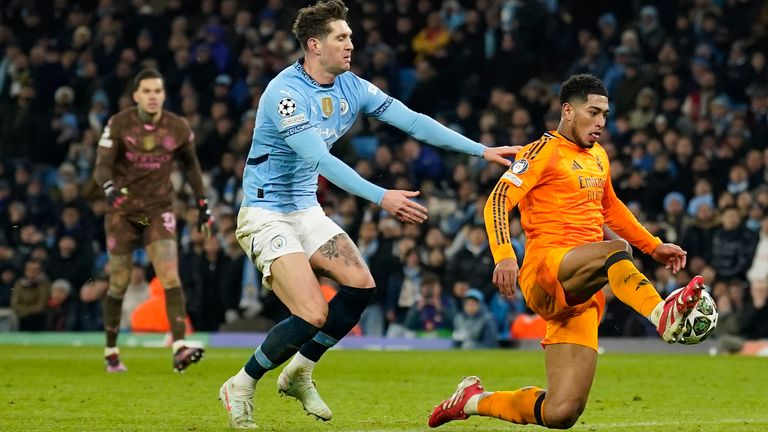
[287,353,316,374]
[232,368,257,397]
[464,393,484,415]
[647,301,664,327]
[172,339,187,353]
[105,346,120,357]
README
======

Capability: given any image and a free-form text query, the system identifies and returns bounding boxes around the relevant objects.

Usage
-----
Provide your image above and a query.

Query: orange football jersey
[485,131,661,263]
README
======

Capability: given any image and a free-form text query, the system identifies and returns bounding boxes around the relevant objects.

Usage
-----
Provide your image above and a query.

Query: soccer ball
[677,289,718,345]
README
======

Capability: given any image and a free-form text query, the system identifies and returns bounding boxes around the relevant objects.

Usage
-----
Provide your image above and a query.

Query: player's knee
[341,272,375,289]
[297,304,328,328]
[609,238,632,256]
[156,270,181,289]
[546,400,584,429]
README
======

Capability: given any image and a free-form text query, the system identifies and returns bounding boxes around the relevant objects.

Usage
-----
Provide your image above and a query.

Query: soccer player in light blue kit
[218,1,519,428]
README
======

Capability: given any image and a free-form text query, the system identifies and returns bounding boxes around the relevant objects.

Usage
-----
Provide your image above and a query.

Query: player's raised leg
[146,238,204,372]
[103,253,131,373]
[279,233,375,421]
[220,252,326,428]
[558,239,703,343]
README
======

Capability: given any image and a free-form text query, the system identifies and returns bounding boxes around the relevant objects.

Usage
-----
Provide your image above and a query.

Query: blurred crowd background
[0,0,767,350]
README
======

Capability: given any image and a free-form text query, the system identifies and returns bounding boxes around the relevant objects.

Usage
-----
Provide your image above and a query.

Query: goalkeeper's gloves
[103,180,128,209]
[196,195,214,238]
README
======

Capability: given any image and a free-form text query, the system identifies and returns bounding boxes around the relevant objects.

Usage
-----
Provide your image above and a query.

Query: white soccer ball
[677,288,718,345]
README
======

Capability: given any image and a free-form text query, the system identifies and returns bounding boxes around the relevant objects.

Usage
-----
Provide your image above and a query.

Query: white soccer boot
[219,377,257,429]
[277,367,332,421]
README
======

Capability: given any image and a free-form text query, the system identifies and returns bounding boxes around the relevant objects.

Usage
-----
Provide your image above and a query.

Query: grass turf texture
[2,346,767,431]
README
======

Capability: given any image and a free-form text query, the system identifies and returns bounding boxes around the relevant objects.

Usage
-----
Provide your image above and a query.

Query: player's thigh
[543,343,597,427]
[300,207,373,288]
[146,239,181,288]
[105,212,141,255]
[236,206,308,287]
[558,239,630,303]
[270,253,328,327]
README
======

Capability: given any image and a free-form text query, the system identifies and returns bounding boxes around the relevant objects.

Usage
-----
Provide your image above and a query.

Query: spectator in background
[405,273,456,334]
[741,278,768,340]
[452,288,497,349]
[11,259,49,331]
[710,207,758,281]
[46,278,74,331]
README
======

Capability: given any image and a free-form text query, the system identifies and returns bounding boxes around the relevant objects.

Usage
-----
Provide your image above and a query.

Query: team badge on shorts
[511,159,529,174]
[278,98,296,117]
[270,234,287,252]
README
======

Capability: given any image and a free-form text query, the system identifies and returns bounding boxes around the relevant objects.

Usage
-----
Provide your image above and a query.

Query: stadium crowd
[0,0,767,349]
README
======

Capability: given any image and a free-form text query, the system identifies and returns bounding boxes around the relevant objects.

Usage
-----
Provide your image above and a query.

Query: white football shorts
[236,205,344,289]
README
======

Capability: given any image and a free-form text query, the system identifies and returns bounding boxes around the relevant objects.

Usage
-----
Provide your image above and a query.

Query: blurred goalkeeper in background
[428,74,705,429]
[217,0,519,428]
[93,69,212,373]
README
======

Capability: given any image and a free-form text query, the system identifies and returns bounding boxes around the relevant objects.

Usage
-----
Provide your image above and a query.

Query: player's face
[133,77,165,115]
[318,20,353,75]
[565,94,609,148]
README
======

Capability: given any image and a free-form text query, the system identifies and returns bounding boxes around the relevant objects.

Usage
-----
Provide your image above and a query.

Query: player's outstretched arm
[285,128,428,224]
[375,97,520,166]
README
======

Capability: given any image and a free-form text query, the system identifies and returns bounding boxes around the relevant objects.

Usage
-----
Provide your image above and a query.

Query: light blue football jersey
[242,59,486,212]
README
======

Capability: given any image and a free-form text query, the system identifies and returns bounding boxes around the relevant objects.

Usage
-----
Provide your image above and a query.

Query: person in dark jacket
[452,288,498,348]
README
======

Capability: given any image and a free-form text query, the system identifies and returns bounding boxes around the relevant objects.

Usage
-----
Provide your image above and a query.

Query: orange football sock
[605,251,662,317]
[477,386,546,425]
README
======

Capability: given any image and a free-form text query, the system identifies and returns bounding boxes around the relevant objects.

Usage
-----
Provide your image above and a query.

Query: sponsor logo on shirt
[279,113,307,129]
[502,172,523,187]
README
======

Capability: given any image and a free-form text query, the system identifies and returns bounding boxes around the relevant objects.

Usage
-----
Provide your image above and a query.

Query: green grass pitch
[2,346,767,431]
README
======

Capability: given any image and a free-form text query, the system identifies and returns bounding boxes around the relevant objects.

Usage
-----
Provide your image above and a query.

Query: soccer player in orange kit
[428,74,705,429]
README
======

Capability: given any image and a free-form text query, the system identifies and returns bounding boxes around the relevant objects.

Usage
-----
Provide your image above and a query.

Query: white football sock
[172,339,187,353]
[463,393,486,415]
[285,353,316,375]
[647,300,664,327]
[231,367,257,397]
[104,347,119,357]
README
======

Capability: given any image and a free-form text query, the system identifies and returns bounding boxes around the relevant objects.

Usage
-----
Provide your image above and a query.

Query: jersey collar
[294,58,334,89]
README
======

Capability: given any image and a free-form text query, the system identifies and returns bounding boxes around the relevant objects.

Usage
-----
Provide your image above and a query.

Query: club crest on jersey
[595,155,604,171]
[511,159,529,174]
[142,135,156,151]
[340,98,349,115]
[321,97,333,117]
[278,98,296,117]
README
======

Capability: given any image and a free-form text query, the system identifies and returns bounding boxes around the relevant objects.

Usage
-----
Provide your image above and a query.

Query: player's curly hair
[559,74,608,105]
[292,0,349,51]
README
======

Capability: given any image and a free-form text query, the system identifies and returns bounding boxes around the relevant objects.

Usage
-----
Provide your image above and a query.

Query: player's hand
[493,258,519,299]
[103,180,128,209]
[380,190,428,224]
[196,195,214,238]
[482,146,524,167]
[651,243,687,274]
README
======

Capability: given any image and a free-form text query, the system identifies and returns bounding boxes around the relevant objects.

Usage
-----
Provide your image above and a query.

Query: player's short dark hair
[559,74,608,105]
[292,0,349,51]
[133,69,164,92]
